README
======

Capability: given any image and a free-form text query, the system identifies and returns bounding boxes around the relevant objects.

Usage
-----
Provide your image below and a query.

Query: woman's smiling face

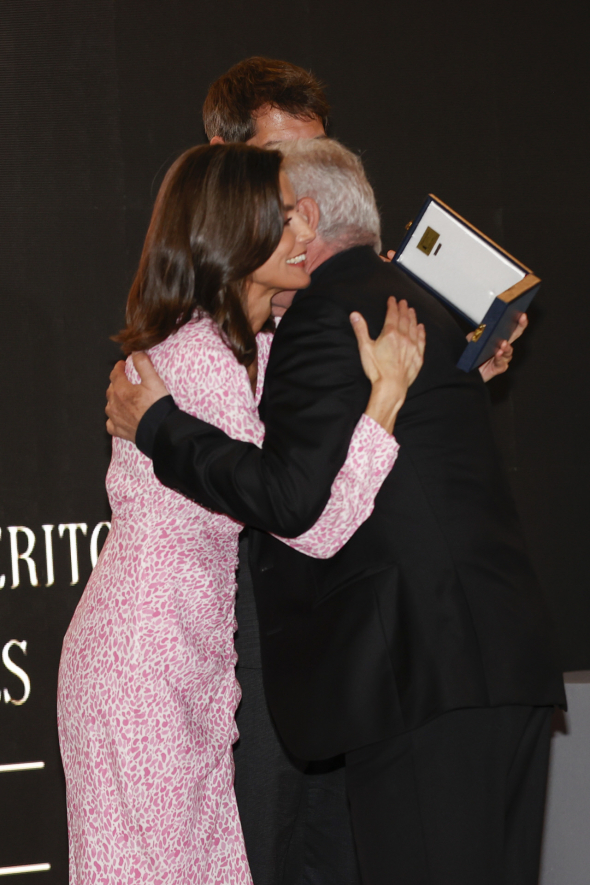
[246,170,315,333]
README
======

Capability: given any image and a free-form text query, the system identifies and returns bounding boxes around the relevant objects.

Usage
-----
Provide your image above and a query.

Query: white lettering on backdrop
[0,520,111,589]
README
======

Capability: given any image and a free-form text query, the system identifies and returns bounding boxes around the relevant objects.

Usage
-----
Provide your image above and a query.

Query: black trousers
[234,532,361,885]
[345,704,553,885]
[234,667,361,885]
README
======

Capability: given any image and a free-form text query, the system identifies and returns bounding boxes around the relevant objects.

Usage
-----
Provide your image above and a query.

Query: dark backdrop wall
[0,0,588,879]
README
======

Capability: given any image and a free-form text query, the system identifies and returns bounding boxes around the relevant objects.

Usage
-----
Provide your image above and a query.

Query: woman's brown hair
[114,143,284,366]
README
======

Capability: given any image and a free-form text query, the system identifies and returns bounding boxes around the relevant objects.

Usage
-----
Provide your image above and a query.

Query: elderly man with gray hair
[107,138,564,885]
[281,138,381,249]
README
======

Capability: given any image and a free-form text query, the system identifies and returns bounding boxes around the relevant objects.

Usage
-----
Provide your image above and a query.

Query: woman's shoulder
[155,314,228,352]
[149,316,251,414]
[151,316,238,375]
[124,316,233,384]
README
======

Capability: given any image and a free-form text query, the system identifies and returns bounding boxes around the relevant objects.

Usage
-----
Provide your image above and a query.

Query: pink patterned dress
[57,316,399,885]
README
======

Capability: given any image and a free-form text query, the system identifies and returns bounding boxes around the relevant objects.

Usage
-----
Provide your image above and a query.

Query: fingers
[351,299,425,392]
[409,322,426,383]
[350,311,371,350]
[492,341,513,367]
[380,298,422,361]
[407,306,420,344]
[132,351,157,384]
[360,298,417,344]
[388,297,417,341]
[508,312,528,344]
[416,322,426,358]
[382,296,399,333]
[109,360,127,384]
[132,352,170,398]
[479,340,512,381]
[490,357,509,375]
[105,382,114,415]
[381,298,425,388]
[396,299,410,337]
[350,311,379,384]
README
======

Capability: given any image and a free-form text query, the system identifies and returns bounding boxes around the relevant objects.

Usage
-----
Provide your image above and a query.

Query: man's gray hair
[278,138,381,253]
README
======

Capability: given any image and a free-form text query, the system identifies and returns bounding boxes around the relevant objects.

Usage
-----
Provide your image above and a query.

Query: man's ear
[209,135,225,145]
[297,197,320,232]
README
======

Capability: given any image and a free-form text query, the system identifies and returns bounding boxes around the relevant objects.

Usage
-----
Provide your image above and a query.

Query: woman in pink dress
[57,143,424,885]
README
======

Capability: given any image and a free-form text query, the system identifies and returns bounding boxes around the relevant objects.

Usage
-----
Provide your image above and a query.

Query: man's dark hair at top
[202,56,330,143]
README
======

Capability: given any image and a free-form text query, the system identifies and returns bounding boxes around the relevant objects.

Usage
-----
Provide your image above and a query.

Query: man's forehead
[247,105,326,147]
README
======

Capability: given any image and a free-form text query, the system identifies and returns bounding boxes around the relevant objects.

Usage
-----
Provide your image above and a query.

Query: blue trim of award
[456,284,540,371]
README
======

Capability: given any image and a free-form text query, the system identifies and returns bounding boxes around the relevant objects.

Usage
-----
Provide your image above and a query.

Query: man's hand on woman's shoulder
[106,353,170,442]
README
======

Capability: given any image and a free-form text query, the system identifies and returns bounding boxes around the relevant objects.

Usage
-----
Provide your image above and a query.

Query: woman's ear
[297,197,320,232]
[209,135,225,145]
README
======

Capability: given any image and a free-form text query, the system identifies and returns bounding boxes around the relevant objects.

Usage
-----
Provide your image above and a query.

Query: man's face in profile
[247,105,325,147]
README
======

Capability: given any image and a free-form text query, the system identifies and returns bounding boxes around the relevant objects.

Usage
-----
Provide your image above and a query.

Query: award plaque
[394,195,541,371]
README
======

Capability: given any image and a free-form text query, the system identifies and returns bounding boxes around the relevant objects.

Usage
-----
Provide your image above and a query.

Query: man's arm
[106,302,369,537]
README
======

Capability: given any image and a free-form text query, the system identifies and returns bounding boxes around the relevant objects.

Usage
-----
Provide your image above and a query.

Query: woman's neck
[246,280,276,334]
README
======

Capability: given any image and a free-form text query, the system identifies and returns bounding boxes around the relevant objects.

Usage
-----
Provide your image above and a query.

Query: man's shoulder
[289,248,464,341]
[335,257,461,329]
[274,284,353,344]
[294,248,476,386]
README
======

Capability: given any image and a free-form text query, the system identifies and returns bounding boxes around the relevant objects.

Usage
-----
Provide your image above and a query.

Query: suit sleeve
[151,298,372,536]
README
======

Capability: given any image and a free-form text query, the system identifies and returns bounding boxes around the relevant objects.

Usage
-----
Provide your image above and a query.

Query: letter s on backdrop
[2,640,31,705]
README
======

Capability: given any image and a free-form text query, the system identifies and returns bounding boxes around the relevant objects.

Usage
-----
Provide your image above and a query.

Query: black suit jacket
[146,246,565,759]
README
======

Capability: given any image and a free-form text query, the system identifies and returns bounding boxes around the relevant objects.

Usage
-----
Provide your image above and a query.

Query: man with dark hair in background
[107,57,529,885]
[202,56,329,147]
